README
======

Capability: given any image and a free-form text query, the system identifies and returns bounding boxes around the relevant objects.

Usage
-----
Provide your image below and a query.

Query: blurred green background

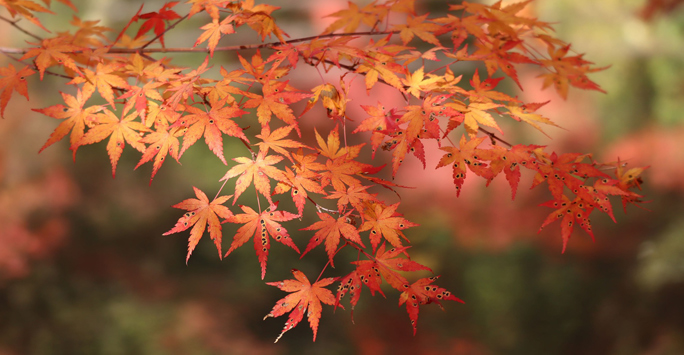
[1,0,683,354]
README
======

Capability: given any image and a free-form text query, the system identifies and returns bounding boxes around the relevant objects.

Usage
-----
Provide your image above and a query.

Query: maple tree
[0,0,649,343]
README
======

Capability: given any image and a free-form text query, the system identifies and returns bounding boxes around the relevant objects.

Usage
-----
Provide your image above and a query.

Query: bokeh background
[1,0,683,354]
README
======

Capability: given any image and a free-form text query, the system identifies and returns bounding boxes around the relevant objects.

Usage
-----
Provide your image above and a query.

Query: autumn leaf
[360,202,418,251]
[436,135,494,196]
[220,151,286,205]
[0,64,35,118]
[21,37,82,80]
[33,90,103,157]
[273,166,325,216]
[135,1,181,47]
[243,80,309,130]
[68,62,129,108]
[225,205,299,279]
[265,269,337,342]
[194,15,236,57]
[163,186,233,262]
[175,100,248,164]
[73,107,149,177]
[391,14,442,46]
[506,101,559,137]
[399,276,464,335]
[301,212,365,266]
[255,125,307,159]
[134,120,183,183]
[538,195,594,253]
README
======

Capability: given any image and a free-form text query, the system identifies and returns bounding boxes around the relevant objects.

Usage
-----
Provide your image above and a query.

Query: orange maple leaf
[243,80,309,130]
[135,121,183,183]
[273,166,325,216]
[301,212,365,266]
[21,37,82,79]
[391,14,442,46]
[255,125,307,159]
[163,186,233,262]
[265,269,337,342]
[220,151,286,205]
[68,62,129,108]
[175,100,248,164]
[33,89,103,157]
[74,108,149,177]
[0,64,35,118]
[225,205,300,279]
[194,15,236,57]
[360,202,418,251]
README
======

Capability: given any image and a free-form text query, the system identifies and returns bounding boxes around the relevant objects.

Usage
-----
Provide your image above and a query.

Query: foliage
[0,0,648,343]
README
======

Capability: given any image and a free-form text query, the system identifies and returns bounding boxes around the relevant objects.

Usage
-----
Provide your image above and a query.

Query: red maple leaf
[399,276,464,335]
[265,269,337,342]
[135,1,181,47]
[163,187,233,262]
[225,205,299,279]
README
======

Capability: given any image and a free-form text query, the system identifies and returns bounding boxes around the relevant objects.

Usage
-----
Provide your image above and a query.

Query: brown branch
[0,31,398,56]
[0,15,42,42]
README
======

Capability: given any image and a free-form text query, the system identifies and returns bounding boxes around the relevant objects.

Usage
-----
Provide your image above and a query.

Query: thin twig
[0,15,42,41]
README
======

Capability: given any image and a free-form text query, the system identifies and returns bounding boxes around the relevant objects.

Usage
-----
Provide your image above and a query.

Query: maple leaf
[357,244,431,292]
[134,121,183,183]
[67,63,129,108]
[301,212,365,266]
[538,195,595,253]
[506,101,560,137]
[436,135,494,196]
[187,0,224,20]
[33,90,103,157]
[220,151,287,205]
[463,100,503,137]
[243,81,309,131]
[322,1,388,34]
[353,103,400,155]
[0,0,54,32]
[194,15,236,57]
[336,244,432,318]
[225,205,299,279]
[360,202,418,251]
[74,108,149,177]
[480,144,537,199]
[135,1,181,47]
[118,81,164,122]
[236,0,288,42]
[325,184,377,215]
[0,64,35,118]
[399,276,464,335]
[265,269,337,342]
[273,166,325,216]
[255,125,307,159]
[401,66,441,98]
[391,14,442,46]
[163,187,233,262]
[175,100,248,164]
[20,37,82,80]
